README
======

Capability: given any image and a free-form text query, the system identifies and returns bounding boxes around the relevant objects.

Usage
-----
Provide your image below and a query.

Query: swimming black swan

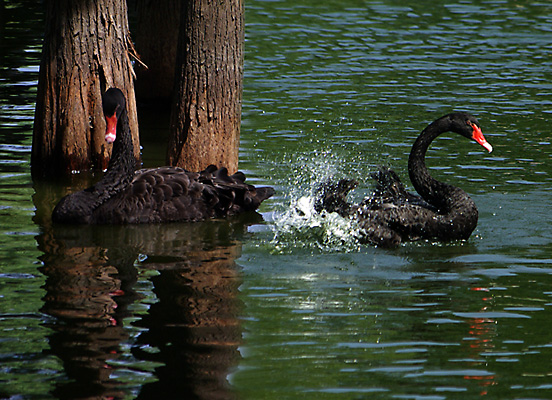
[52,88,274,224]
[315,112,493,247]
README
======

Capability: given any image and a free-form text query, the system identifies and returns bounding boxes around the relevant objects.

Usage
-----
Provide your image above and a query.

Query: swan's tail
[314,178,358,217]
[200,165,275,215]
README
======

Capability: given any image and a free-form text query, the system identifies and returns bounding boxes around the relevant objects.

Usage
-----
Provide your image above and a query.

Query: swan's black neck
[408,117,467,211]
[93,105,135,199]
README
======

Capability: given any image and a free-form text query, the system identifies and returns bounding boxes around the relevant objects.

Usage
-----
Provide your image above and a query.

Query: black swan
[52,88,274,224]
[315,112,493,247]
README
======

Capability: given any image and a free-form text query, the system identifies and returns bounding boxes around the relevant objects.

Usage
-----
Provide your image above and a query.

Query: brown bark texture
[168,0,244,173]
[31,0,140,178]
[134,0,180,105]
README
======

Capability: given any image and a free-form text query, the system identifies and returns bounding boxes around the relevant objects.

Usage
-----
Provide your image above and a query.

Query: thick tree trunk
[134,0,180,105]
[31,0,140,178]
[167,0,244,173]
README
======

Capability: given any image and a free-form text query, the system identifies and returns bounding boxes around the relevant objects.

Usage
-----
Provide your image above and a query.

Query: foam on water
[269,152,365,253]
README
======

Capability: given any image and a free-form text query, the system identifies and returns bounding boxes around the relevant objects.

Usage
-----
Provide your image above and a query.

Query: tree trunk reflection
[34,187,260,399]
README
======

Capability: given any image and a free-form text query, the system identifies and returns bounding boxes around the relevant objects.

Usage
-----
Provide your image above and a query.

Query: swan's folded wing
[119,166,274,222]
[313,178,358,216]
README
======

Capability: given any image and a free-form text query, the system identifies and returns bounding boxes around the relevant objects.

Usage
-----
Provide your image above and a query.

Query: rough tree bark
[134,0,180,105]
[168,0,244,173]
[31,0,140,178]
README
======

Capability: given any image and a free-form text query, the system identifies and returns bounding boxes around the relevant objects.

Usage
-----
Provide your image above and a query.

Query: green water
[2,0,552,399]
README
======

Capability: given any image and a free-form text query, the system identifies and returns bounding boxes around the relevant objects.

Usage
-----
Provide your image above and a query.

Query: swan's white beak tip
[105,133,116,144]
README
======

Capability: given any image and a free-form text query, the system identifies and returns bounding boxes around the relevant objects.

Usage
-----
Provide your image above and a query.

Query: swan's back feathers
[55,165,274,224]
[373,167,406,199]
[200,165,275,211]
[362,167,437,212]
[314,178,358,216]
[313,167,434,217]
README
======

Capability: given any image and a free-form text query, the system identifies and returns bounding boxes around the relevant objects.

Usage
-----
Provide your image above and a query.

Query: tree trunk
[134,0,180,106]
[31,0,140,178]
[167,0,243,173]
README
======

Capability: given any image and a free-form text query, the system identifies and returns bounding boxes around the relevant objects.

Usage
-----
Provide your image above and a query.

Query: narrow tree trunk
[134,0,180,106]
[167,0,244,173]
[31,0,140,178]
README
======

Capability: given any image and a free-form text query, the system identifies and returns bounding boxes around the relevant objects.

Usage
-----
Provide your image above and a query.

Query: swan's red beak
[105,113,117,144]
[471,124,493,153]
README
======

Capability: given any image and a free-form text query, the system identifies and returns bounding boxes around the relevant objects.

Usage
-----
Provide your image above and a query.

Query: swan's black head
[102,88,126,144]
[447,112,493,153]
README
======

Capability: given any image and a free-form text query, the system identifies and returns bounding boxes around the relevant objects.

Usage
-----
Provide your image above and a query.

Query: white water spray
[269,152,365,253]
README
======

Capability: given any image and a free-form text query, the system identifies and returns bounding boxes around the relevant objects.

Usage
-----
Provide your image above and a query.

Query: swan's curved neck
[94,107,135,196]
[408,118,459,210]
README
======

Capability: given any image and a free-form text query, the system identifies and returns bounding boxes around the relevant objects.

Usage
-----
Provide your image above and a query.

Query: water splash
[269,151,364,253]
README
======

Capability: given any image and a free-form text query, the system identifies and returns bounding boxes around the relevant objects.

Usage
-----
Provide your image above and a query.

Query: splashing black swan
[315,112,493,247]
[52,88,274,224]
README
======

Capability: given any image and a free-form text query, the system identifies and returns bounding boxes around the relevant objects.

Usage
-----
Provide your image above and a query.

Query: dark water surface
[2,0,552,399]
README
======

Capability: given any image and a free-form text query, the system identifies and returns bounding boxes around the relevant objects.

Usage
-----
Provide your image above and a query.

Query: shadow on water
[32,182,265,400]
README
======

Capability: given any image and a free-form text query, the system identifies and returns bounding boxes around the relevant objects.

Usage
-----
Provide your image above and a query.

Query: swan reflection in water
[36,190,261,399]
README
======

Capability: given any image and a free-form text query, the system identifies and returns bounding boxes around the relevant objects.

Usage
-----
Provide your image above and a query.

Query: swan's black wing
[313,166,436,217]
[361,166,437,212]
[93,165,274,224]
[199,165,275,216]
[314,178,358,216]
[350,166,442,246]
[356,201,445,247]
[312,167,442,247]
